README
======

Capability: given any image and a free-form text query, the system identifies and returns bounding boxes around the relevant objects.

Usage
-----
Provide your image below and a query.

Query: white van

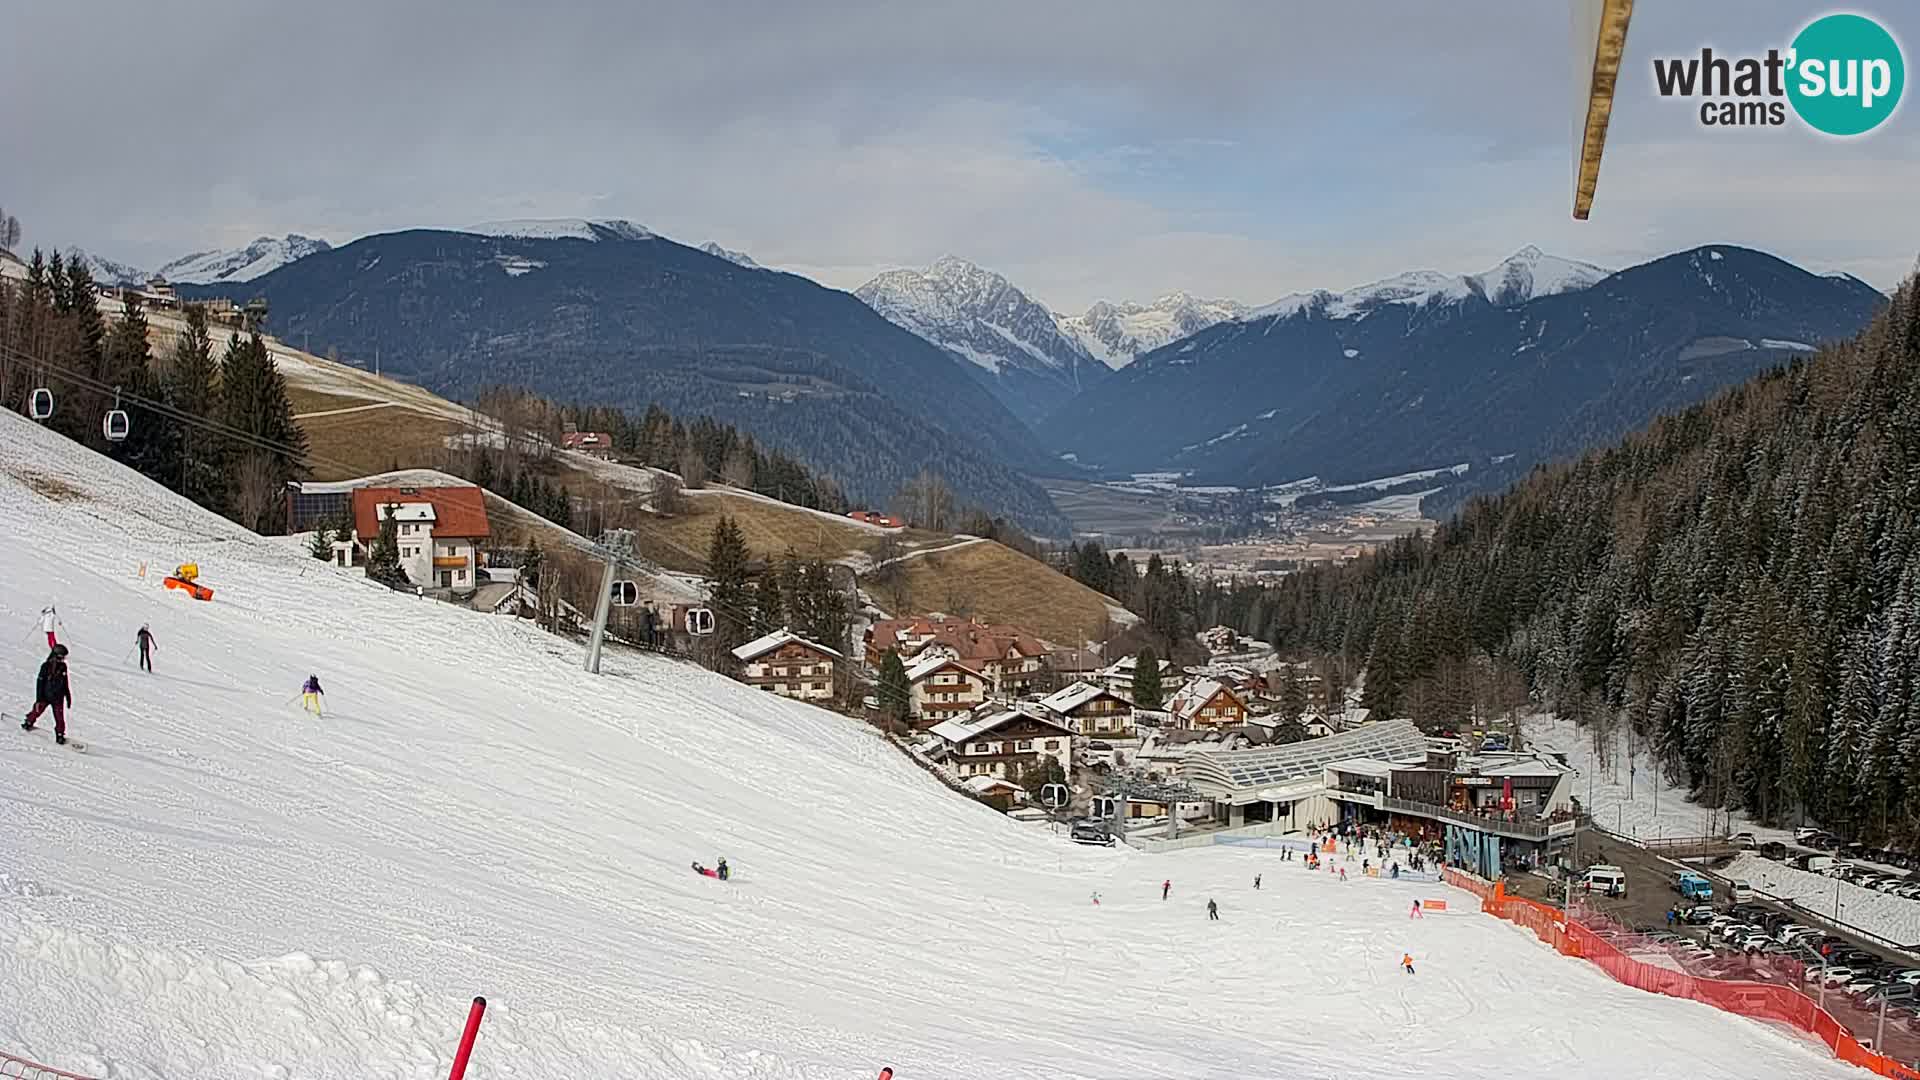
[1730,879,1755,902]
[1583,864,1628,896]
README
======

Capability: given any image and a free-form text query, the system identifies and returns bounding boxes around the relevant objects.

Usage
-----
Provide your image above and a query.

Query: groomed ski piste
[0,410,1865,1079]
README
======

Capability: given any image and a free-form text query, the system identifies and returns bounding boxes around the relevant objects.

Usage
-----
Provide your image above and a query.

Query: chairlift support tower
[584,529,636,674]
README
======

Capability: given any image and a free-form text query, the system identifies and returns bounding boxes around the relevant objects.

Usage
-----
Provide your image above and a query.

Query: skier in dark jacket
[1207,898,1219,921]
[22,644,73,744]
[717,857,730,881]
[135,624,156,672]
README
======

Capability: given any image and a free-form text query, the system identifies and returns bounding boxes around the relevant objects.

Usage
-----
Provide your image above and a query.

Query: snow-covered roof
[1466,756,1571,780]
[905,653,983,684]
[929,704,1072,745]
[1323,758,1396,779]
[1038,680,1126,714]
[1166,678,1237,722]
[731,628,844,663]
[962,775,1020,795]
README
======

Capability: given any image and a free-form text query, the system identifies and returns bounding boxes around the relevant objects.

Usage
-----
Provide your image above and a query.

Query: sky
[2,1,1915,312]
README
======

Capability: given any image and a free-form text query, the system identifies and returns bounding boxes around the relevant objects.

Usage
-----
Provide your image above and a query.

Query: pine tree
[706,515,753,648]
[218,332,307,531]
[309,520,335,561]
[1132,646,1164,710]
[877,649,911,734]
[169,303,225,512]
[756,565,786,635]
[365,504,409,588]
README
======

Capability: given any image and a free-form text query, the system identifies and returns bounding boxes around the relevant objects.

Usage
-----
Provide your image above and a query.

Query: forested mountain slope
[1241,280,1920,838]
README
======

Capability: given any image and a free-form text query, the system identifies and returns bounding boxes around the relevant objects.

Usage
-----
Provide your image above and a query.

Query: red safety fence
[1444,873,1920,1079]
[1,1051,101,1080]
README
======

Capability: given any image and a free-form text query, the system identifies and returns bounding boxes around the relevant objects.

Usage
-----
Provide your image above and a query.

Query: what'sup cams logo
[1653,12,1904,135]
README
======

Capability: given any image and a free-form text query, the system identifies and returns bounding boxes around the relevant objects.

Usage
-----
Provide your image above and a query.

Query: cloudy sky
[3,1,1914,311]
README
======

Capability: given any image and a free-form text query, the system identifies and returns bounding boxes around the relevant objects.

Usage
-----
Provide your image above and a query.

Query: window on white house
[1045,740,1059,750]
[1017,740,1033,751]
[968,744,988,755]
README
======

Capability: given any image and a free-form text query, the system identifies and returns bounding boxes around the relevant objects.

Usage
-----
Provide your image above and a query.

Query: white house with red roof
[350,485,492,592]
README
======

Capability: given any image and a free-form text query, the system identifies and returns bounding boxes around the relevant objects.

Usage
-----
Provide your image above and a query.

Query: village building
[866,614,1050,697]
[1095,654,1175,697]
[561,431,616,459]
[731,628,842,702]
[1037,681,1135,737]
[349,485,492,592]
[904,654,991,727]
[1179,720,1578,876]
[930,704,1075,783]
[1165,677,1247,730]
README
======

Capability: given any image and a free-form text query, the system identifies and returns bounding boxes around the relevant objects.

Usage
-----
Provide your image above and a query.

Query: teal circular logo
[1788,13,1905,136]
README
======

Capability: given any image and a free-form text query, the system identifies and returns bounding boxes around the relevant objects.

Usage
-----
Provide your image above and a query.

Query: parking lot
[1511,830,1920,1063]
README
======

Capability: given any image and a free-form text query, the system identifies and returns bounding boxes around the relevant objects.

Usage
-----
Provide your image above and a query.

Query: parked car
[1729,879,1755,902]
[1673,871,1715,902]
[1681,905,1717,925]
[1821,967,1862,987]
[1729,831,1758,848]
[1760,841,1789,860]
[1069,821,1115,847]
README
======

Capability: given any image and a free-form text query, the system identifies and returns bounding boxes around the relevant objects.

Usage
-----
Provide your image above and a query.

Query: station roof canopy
[1182,719,1428,797]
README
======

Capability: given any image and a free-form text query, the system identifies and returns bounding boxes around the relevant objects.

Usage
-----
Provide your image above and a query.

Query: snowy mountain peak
[1247,248,1610,323]
[69,248,150,285]
[155,234,333,285]
[855,258,1106,424]
[1059,292,1249,369]
[463,218,655,243]
[700,241,760,269]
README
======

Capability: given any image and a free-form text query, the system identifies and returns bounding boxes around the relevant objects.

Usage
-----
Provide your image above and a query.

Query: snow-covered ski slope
[0,413,1859,1080]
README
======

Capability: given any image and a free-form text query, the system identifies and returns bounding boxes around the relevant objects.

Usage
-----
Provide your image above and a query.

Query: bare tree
[893,468,954,532]
[722,447,754,488]
[232,451,283,533]
[651,471,684,515]
[678,448,709,489]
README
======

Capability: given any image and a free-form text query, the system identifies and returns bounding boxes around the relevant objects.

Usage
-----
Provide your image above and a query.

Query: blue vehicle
[1673,871,1715,902]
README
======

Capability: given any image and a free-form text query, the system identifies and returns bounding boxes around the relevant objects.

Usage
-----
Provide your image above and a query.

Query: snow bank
[1526,715,1794,845]
[0,412,1861,1080]
[1725,854,1920,948]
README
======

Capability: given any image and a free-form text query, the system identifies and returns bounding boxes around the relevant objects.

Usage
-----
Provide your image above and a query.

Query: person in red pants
[39,605,59,648]
[22,644,72,745]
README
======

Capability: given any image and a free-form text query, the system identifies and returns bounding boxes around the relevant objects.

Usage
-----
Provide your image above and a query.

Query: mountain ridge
[1044,245,1886,506]
[183,226,1073,533]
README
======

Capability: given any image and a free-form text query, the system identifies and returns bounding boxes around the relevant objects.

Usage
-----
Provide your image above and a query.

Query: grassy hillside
[192,316,1135,645]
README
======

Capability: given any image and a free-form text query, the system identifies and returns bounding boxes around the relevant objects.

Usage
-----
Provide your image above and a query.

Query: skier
[1254,873,1262,891]
[641,602,659,649]
[1091,891,1102,906]
[1207,898,1219,921]
[1410,899,1424,920]
[879,1069,894,1080]
[716,857,730,881]
[1401,953,1416,975]
[300,674,325,716]
[1162,879,1171,901]
[1339,866,1348,882]
[135,623,156,672]
[692,861,717,878]
[21,644,73,745]
[39,605,58,648]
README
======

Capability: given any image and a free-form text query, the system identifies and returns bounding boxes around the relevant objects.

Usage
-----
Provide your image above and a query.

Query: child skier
[1410,900,1424,920]
[1401,953,1416,975]
[300,674,325,715]
[1162,879,1171,901]
[692,861,717,878]
[716,857,730,881]
[22,644,73,745]
[135,624,156,672]
[39,605,58,648]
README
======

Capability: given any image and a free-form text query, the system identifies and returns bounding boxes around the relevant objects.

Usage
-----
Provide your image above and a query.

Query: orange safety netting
[1443,872,1920,1079]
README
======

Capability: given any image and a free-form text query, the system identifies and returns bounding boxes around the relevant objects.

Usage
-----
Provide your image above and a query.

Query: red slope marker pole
[449,996,487,1080]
